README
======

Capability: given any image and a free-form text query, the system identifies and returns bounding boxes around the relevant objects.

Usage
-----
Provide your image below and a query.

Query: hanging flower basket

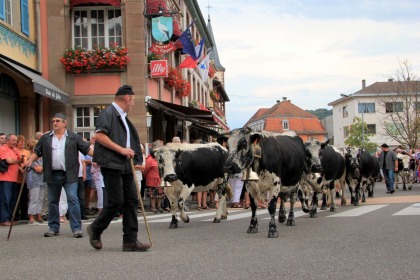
[60,44,129,74]
[210,90,220,101]
[164,67,191,97]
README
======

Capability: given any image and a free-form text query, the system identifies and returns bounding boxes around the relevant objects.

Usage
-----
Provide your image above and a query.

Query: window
[282,120,289,130]
[74,105,106,139]
[342,106,348,118]
[385,102,403,113]
[343,126,350,138]
[367,124,376,134]
[72,7,122,49]
[0,0,12,25]
[358,103,375,113]
[20,0,29,36]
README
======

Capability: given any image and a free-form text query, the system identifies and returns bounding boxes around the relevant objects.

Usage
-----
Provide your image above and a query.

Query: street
[1,181,420,280]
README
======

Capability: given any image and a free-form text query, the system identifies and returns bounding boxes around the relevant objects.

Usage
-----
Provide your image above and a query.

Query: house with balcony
[245,98,327,141]
[328,79,420,151]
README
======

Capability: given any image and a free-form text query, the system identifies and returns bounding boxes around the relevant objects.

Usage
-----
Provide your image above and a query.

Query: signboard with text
[150,60,168,78]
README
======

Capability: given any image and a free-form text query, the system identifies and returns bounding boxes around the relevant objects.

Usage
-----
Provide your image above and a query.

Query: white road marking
[392,203,420,216]
[201,209,267,221]
[328,204,388,217]
[144,210,242,223]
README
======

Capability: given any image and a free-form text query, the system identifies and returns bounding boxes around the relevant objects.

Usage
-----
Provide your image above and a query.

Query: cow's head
[224,128,258,174]
[304,138,327,173]
[156,145,181,183]
[345,147,361,169]
[397,153,411,172]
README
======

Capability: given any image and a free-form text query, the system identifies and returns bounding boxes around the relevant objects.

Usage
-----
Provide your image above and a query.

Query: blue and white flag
[198,52,211,82]
[152,16,173,42]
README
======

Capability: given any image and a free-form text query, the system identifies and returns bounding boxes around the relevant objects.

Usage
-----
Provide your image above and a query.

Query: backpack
[0,159,9,172]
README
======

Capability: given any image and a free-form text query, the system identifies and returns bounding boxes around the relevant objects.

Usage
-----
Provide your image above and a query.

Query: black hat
[115,85,135,96]
[53,113,66,120]
[381,143,389,148]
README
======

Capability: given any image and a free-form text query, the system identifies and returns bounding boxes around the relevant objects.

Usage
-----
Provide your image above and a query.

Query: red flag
[178,55,197,69]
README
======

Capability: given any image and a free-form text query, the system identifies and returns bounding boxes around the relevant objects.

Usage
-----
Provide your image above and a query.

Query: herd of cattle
[155,128,413,238]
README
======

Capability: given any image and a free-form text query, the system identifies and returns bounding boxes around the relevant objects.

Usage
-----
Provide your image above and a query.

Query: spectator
[0,134,23,226]
[16,135,30,220]
[35,132,44,140]
[134,143,146,213]
[26,139,46,224]
[77,151,87,220]
[0,133,6,146]
[87,85,150,252]
[25,113,92,238]
[378,143,398,194]
[83,142,94,215]
[172,136,181,143]
[228,172,243,208]
[90,135,104,215]
[143,141,163,213]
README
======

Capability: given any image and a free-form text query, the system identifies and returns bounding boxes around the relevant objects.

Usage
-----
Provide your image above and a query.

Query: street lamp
[341,93,364,151]
[146,112,152,143]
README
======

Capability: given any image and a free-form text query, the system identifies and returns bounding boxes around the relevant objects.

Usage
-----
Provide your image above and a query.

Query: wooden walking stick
[130,158,153,247]
[7,167,28,241]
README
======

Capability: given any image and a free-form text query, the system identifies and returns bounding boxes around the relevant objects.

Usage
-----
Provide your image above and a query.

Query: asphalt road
[1,181,420,280]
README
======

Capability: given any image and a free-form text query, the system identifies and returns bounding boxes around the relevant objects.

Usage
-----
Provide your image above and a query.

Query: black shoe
[386,191,390,194]
[44,230,59,237]
[122,241,150,252]
[390,190,395,194]
[87,224,102,250]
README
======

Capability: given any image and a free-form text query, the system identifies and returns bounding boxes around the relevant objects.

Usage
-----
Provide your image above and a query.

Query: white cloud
[198,0,420,129]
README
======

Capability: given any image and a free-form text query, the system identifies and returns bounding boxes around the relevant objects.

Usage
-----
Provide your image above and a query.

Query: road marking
[144,210,242,223]
[201,209,267,221]
[392,203,420,216]
[328,204,388,217]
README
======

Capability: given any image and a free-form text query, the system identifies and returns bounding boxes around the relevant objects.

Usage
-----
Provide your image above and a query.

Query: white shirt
[112,102,130,148]
[51,130,67,171]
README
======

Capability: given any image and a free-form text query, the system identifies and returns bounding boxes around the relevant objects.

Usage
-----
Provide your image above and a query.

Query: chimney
[362,79,366,89]
[276,100,281,103]
[282,97,287,101]
[388,78,394,82]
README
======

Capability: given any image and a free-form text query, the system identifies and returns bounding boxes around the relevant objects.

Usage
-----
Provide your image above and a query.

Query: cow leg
[177,186,193,224]
[298,186,309,213]
[367,178,374,197]
[286,189,296,226]
[329,181,337,212]
[247,193,258,234]
[214,179,228,223]
[320,190,327,210]
[278,192,287,223]
[268,195,279,238]
[403,175,407,191]
[353,180,361,206]
[309,191,318,218]
[340,179,347,206]
[164,187,180,229]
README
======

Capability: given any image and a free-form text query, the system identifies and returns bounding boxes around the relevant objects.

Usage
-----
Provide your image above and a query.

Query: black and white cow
[156,142,228,229]
[366,156,380,197]
[344,147,376,206]
[224,128,306,238]
[395,153,415,191]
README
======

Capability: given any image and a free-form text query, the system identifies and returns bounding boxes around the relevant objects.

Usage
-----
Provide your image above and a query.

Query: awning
[0,58,69,103]
[70,0,120,8]
[147,99,216,124]
[190,123,221,137]
[212,112,229,131]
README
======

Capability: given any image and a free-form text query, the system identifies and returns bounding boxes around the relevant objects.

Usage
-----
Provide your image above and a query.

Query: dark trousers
[0,181,17,222]
[91,167,139,243]
[77,177,85,217]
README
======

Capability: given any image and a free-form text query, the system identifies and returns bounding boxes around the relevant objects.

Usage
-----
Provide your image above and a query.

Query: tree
[306,108,332,120]
[378,59,420,149]
[344,116,377,153]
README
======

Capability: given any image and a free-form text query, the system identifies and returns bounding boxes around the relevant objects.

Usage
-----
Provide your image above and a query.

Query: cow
[301,142,346,217]
[395,153,415,191]
[366,156,380,197]
[344,147,376,206]
[156,142,229,229]
[224,128,307,238]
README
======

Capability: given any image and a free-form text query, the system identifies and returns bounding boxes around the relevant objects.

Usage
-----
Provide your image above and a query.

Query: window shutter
[21,0,29,36]
[0,0,5,20]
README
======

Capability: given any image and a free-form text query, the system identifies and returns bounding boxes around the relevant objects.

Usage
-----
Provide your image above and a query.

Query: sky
[196,0,420,129]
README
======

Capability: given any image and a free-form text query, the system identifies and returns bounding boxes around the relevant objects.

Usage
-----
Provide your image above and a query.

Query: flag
[178,21,198,60]
[198,52,211,82]
[178,39,204,69]
[178,55,197,68]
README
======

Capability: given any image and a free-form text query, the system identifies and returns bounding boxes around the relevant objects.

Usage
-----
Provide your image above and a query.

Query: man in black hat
[87,85,150,252]
[26,113,93,238]
[378,143,398,194]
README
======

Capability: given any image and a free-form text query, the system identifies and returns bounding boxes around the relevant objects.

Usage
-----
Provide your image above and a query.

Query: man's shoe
[44,230,59,237]
[122,241,150,252]
[81,216,89,220]
[390,190,395,194]
[73,230,83,238]
[0,221,11,226]
[87,224,102,250]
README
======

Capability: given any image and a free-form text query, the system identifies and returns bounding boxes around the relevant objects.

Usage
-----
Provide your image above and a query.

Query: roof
[244,100,326,135]
[206,17,225,71]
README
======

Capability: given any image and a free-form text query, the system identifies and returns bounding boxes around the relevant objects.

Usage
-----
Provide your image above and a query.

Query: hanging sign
[150,60,168,78]
[152,16,173,42]
[149,42,177,55]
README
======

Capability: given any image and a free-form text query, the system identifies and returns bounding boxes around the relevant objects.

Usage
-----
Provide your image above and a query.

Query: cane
[130,158,153,247]
[7,167,28,241]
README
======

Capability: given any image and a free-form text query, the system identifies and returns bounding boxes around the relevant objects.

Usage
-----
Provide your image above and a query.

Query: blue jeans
[47,171,81,233]
[0,181,17,222]
[383,169,395,191]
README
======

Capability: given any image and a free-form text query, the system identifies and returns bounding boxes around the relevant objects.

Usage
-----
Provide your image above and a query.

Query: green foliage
[344,116,377,153]
[307,108,333,120]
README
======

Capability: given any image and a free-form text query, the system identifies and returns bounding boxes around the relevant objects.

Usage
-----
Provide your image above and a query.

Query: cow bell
[159,179,171,187]
[241,168,259,181]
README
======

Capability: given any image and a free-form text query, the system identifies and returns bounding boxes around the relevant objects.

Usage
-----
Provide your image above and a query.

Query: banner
[149,42,177,55]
